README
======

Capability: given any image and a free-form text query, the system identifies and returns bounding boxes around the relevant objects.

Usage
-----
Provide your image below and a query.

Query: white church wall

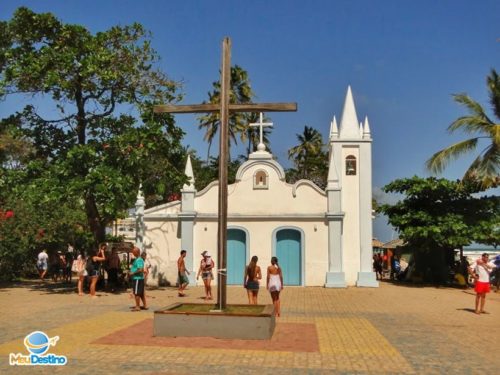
[189,219,328,286]
[144,219,181,286]
[195,182,219,213]
[144,201,181,215]
[194,163,327,216]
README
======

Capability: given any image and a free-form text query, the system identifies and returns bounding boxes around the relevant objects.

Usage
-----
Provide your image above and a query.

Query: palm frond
[492,124,500,146]
[448,115,494,135]
[451,94,494,126]
[426,138,479,173]
[487,69,500,120]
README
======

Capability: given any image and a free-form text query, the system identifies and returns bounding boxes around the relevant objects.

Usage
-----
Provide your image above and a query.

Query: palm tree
[288,125,326,182]
[198,65,256,162]
[426,69,500,189]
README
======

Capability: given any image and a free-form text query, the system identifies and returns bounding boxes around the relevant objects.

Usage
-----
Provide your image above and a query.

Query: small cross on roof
[249,112,273,152]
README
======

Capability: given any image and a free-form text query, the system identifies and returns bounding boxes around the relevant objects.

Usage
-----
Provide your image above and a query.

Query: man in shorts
[469,253,497,314]
[177,250,190,297]
[37,249,49,281]
[129,247,147,311]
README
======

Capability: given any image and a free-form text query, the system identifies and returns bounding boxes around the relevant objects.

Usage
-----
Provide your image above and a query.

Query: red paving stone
[93,319,320,353]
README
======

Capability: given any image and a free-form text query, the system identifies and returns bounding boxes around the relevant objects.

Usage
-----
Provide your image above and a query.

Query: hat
[201,251,210,257]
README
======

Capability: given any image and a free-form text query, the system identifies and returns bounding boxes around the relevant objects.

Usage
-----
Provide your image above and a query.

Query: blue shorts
[89,270,100,277]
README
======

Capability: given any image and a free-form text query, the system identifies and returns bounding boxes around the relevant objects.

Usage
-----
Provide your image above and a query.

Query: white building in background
[136,87,378,288]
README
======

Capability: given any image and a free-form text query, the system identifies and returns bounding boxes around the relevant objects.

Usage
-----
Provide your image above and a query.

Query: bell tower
[325,87,378,287]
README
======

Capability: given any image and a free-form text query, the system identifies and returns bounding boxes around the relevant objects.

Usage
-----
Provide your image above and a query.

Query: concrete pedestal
[154,303,276,340]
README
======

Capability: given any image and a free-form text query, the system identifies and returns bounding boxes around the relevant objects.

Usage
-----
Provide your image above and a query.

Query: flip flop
[131,307,140,312]
[140,306,149,310]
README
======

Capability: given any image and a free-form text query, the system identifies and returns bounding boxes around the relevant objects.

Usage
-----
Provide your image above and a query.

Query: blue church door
[276,229,301,285]
[227,229,247,285]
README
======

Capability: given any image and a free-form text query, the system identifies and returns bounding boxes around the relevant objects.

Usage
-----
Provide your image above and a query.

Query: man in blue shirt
[129,247,147,311]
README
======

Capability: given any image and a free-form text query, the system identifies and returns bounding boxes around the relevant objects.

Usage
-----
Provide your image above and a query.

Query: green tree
[426,69,500,190]
[379,176,499,282]
[0,115,33,169]
[287,125,328,187]
[0,172,94,280]
[0,7,186,246]
[189,152,243,191]
[198,65,260,161]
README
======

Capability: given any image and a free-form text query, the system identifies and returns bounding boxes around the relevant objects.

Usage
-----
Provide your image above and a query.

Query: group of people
[244,255,284,317]
[37,245,498,318]
[176,250,284,317]
[372,253,407,281]
[76,244,149,311]
[36,244,151,310]
[36,247,74,283]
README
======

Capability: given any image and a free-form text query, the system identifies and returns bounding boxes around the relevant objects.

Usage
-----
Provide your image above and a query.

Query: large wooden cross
[154,37,297,310]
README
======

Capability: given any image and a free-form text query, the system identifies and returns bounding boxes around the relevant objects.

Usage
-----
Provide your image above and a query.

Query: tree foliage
[379,176,500,281]
[189,152,244,191]
[198,65,269,160]
[287,125,328,188]
[426,69,500,190]
[0,7,187,249]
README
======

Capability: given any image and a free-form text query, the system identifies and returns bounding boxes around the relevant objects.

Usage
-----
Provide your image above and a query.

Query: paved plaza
[0,280,499,374]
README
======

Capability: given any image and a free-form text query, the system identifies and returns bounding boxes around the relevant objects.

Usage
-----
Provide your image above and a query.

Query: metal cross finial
[249,112,273,152]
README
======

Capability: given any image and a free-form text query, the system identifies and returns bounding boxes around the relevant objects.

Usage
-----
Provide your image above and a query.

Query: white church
[136,87,378,288]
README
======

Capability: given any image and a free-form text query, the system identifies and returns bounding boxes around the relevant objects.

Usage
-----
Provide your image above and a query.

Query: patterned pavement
[0,280,499,374]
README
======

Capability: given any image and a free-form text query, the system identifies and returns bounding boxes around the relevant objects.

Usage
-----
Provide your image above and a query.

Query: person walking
[75,251,87,296]
[88,244,106,298]
[177,250,190,297]
[129,247,147,311]
[469,253,497,314]
[244,255,262,304]
[196,251,214,300]
[36,249,49,281]
[373,254,383,280]
[267,256,283,317]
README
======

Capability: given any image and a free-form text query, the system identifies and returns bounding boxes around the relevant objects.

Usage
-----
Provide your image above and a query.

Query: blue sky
[1,1,499,242]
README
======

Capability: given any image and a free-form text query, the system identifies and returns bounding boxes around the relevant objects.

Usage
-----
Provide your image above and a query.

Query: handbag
[71,260,78,273]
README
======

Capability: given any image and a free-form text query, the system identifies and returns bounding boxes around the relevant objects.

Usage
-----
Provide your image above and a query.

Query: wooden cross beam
[154,37,297,310]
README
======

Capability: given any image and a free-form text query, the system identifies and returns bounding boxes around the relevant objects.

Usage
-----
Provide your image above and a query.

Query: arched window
[254,170,269,189]
[345,155,357,175]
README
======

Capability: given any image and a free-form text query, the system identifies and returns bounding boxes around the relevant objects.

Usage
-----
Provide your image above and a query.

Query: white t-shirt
[38,252,48,263]
[469,260,496,283]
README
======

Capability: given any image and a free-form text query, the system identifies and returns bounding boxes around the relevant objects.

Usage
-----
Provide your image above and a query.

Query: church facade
[139,87,378,288]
